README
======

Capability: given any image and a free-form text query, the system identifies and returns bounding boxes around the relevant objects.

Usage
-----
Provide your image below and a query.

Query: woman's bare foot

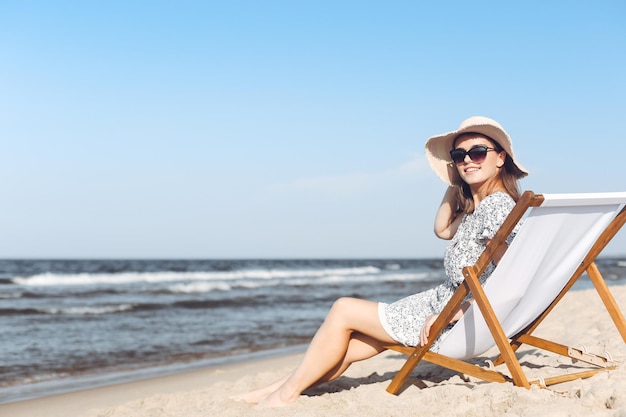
[256,388,299,408]
[230,386,274,404]
[230,375,289,404]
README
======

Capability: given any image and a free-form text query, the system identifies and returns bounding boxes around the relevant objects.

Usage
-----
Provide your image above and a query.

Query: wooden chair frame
[384,190,626,394]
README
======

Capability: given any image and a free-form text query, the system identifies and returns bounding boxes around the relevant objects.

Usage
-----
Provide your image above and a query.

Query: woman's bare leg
[312,331,388,386]
[258,297,395,408]
[234,298,393,405]
[232,331,386,404]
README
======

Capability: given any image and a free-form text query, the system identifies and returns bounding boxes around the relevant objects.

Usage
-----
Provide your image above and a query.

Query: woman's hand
[420,314,439,346]
[420,303,471,346]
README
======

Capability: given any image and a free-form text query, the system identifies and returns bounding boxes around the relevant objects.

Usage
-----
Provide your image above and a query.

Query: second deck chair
[385,190,626,394]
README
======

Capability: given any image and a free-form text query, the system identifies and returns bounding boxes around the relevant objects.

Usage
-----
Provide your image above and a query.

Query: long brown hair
[453,134,521,214]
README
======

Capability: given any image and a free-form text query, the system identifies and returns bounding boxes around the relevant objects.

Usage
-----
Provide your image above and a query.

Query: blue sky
[1,1,625,259]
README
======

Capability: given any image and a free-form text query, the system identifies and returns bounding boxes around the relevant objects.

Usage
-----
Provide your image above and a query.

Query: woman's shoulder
[485,191,515,203]
[477,192,516,212]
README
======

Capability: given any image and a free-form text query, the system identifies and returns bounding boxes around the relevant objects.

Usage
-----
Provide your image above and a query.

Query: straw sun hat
[425,116,529,186]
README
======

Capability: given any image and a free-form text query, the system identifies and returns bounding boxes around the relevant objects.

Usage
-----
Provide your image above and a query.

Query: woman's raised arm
[434,186,463,240]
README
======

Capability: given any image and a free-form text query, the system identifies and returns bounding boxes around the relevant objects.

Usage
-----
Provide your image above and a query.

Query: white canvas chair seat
[385,191,626,394]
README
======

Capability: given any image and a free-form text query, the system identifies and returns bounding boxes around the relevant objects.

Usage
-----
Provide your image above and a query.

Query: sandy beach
[2,284,626,417]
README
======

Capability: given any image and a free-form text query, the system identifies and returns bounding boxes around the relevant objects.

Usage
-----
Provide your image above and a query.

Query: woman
[234,116,528,408]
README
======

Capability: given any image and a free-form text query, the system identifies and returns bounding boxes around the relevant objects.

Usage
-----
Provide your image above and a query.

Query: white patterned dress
[378,192,518,349]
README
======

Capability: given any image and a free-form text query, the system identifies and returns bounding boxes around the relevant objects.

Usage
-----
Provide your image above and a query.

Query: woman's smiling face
[453,134,506,190]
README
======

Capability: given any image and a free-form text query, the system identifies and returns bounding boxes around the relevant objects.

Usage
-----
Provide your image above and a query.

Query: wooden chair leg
[587,262,626,343]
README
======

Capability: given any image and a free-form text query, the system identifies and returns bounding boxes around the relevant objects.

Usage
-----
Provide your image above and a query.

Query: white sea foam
[315,272,428,284]
[0,292,23,299]
[42,304,134,315]
[168,282,232,293]
[618,261,626,267]
[162,272,430,293]
[383,272,430,281]
[13,266,383,287]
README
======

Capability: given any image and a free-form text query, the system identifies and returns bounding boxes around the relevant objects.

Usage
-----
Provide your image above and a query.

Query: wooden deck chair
[384,190,626,394]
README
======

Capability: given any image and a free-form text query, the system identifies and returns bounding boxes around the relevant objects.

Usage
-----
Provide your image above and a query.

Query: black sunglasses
[449,145,497,165]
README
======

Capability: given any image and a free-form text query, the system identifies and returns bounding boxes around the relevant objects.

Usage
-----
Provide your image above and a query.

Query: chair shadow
[302,347,605,397]
[518,349,598,371]
[302,354,487,397]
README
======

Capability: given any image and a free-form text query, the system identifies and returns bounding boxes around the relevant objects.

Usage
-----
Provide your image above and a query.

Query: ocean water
[1,257,625,403]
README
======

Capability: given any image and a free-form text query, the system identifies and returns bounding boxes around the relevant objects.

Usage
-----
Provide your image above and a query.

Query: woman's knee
[326,297,362,323]
[325,297,386,340]
[330,297,356,313]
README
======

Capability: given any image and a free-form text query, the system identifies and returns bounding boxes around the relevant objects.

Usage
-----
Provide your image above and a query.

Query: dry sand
[2,285,626,417]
